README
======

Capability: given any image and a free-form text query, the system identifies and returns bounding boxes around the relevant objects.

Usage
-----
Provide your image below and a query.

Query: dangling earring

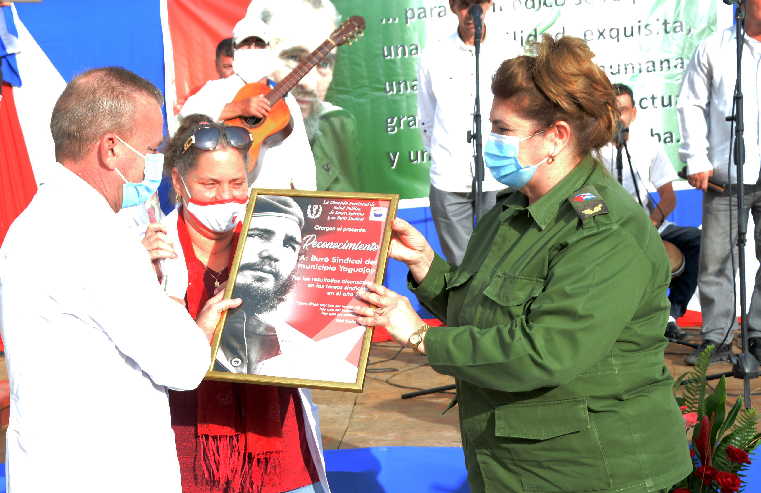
[547,143,559,164]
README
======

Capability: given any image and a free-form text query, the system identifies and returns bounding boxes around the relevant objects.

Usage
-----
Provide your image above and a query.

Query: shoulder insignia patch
[568,186,608,222]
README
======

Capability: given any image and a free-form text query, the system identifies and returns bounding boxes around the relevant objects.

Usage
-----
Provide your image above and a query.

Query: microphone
[469,4,483,40]
[613,121,629,148]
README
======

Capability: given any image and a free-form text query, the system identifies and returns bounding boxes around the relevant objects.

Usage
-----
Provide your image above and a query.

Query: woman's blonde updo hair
[491,35,617,157]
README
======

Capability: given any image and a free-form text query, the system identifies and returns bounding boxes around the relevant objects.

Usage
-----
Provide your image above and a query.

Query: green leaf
[678,345,714,415]
[720,408,759,453]
[714,396,743,455]
[705,376,727,445]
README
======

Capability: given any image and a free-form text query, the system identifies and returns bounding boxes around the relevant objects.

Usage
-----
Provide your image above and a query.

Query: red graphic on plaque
[281,197,390,367]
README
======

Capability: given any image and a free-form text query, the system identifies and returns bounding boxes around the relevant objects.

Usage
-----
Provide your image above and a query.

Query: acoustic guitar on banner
[224,16,365,170]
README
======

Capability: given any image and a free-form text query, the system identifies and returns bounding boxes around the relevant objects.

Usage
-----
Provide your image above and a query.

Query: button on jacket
[413,156,692,493]
[0,164,211,493]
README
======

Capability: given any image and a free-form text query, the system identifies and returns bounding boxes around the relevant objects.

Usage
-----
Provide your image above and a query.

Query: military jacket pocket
[444,269,474,290]
[484,398,613,492]
[480,274,543,323]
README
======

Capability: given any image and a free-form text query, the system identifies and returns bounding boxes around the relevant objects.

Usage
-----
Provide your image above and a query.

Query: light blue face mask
[484,132,548,189]
[114,135,164,209]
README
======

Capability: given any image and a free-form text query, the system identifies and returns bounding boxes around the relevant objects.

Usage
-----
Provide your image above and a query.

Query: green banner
[328,0,717,199]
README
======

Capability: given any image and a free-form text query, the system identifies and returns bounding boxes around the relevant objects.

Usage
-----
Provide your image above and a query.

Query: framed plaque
[207,189,398,391]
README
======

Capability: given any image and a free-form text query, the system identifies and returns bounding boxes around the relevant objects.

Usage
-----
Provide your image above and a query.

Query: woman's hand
[142,223,177,262]
[196,288,242,343]
[389,218,435,283]
[353,282,427,354]
[142,223,177,282]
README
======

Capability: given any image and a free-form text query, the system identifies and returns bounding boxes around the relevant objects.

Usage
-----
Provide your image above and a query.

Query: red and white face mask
[180,176,247,233]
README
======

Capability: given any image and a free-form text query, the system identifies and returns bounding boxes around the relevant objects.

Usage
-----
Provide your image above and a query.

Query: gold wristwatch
[408,323,430,353]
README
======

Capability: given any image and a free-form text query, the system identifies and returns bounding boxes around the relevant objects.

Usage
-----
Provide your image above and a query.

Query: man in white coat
[0,67,239,493]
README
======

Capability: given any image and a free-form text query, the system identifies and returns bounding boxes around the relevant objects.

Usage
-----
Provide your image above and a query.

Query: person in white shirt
[180,14,317,190]
[677,0,761,365]
[418,0,513,265]
[257,0,361,192]
[0,67,240,493]
[601,83,701,341]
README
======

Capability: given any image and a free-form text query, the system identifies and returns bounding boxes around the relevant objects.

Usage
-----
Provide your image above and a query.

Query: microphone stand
[403,7,484,400]
[467,8,484,227]
[704,0,759,409]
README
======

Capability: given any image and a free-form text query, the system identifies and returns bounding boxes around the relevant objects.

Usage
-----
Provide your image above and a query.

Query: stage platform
[0,330,758,491]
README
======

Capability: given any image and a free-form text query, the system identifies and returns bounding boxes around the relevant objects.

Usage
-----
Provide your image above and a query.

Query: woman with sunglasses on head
[143,114,330,493]
[353,36,692,493]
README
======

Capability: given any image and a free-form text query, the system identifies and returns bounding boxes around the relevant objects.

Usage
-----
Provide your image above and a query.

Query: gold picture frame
[206,188,399,392]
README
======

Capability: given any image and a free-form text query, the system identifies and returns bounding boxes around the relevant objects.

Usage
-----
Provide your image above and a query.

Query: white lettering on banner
[388,151,400,169]
[403,5,448,25]
[368,0,716,177]
[382,44,420,60]
[301,234,381,252]
[385,115,418,135]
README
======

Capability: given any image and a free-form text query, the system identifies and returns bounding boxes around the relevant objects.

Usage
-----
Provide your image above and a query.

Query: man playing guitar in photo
[180,14,317,190]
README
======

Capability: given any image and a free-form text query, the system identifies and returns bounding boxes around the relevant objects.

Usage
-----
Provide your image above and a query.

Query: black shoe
[665,320,685,341]
[685,341,732,366]
[749,337,761,363]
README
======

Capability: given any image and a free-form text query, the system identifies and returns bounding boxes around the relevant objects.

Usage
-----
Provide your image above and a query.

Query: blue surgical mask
[484,132,548,189]
[114,135,164,209]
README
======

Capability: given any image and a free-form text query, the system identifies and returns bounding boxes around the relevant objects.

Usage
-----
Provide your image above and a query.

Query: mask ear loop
[178,174,193,202]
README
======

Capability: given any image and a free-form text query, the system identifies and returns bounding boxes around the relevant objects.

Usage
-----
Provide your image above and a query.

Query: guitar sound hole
[242,115,262,127]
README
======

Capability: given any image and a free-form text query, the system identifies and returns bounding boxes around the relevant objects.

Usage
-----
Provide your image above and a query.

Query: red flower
[694,465,718,485]
[726,445,751,464]
[694,415,713,465]
[671,489,691,493]
[682,412,698,428]
[715,471,742,493]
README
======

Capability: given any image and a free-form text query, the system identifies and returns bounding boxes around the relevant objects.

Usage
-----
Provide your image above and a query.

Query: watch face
[410,334,422,345]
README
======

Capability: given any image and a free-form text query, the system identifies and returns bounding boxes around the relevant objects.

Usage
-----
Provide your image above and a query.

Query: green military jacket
[311,103,361,192]
[413,156,692,493]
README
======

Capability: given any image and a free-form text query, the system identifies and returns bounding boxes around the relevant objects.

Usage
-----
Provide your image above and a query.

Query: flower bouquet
[671,346,760,493]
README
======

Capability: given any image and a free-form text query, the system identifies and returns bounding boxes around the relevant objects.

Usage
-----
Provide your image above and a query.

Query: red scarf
[177,210,308,493]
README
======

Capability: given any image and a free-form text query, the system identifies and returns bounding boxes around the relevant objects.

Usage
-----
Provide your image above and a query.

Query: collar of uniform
[502,155,598,230]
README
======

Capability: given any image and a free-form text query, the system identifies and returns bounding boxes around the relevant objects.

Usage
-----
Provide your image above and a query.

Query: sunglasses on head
[182,125,253,154]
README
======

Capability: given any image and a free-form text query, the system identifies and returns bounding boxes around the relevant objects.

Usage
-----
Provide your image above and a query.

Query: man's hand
[687,170,714,191]
[235,95,271,119]
[220,95,271,121]
[196,290,242,343]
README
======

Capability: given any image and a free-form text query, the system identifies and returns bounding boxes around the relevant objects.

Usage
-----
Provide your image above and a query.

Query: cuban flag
[1,0,258,237]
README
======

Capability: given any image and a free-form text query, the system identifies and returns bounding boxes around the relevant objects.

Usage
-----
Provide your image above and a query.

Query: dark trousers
[661,224,701,318]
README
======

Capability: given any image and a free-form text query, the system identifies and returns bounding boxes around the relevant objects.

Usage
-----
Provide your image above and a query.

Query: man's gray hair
[50,67,163,162]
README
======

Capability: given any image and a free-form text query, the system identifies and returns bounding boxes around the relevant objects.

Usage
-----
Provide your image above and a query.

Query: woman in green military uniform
[354,35,691,493]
